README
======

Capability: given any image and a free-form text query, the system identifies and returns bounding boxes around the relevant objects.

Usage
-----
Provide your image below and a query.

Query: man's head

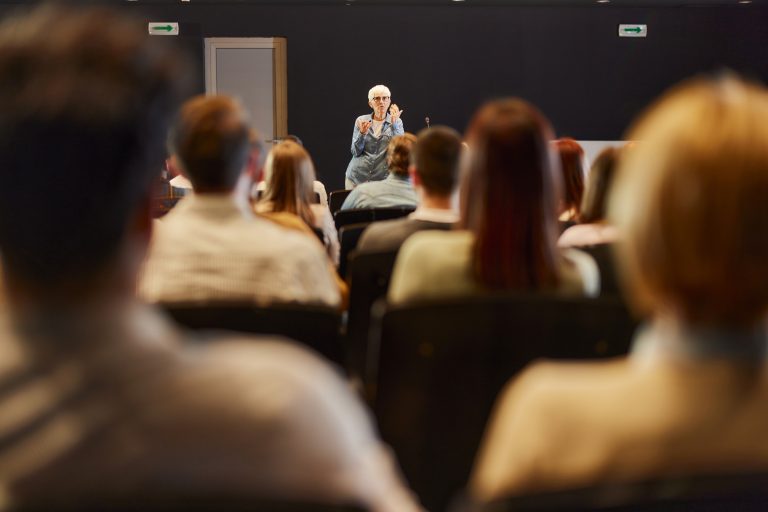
[386,133,417,178]
[167,95,253,193]
[0,5,190,294]
[411,126,463,198]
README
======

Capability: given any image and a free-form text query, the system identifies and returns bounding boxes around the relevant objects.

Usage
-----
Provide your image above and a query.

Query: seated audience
[555,137,586,224]
[255,141,340,265]
[253,134,329,207]
[388,99,599,304]
[356,126,462,254]
[141,95,340,307]
[340,133,418,210]
[0,6,420,511]
[558,146,621,247]
[470,76,768,499]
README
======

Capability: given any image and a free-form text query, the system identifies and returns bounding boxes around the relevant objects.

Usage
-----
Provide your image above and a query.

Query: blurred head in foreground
[0,5,190,303]
[611,75,768,328]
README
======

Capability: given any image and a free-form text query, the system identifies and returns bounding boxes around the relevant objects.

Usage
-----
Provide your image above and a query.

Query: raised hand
[358,119,372,134]
[389,104,404,123]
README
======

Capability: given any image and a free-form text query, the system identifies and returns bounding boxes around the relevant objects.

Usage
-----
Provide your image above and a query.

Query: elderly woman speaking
[345,84,404,189]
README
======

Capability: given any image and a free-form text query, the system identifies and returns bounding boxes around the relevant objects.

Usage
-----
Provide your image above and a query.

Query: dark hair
[554,138,585,217]
[168,95,251,191]
[461,98,561,290]
[0,5,190,286]
[263,141,316,227]
[579,146,620,223]
[387,133,417,177]
[412,126,462,197]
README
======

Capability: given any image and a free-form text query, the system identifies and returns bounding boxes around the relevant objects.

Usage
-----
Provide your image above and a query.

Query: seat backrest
[329,189,352,215]
[368,293,637,512]
[462,471,768,512]
[344,250,399,379]
[338,223,371,279]
[333,207,414,232]
[13,498,367,512]
[159,302,344,367]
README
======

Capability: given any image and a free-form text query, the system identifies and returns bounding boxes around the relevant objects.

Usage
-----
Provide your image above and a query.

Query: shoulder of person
[401,229,472,253]
[358,217,406,249]
[393,230,471,282]
[561,247,601,297]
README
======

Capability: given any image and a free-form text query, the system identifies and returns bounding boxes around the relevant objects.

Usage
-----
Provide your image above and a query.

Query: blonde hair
[263,141,316,227]
[610,76,768,326]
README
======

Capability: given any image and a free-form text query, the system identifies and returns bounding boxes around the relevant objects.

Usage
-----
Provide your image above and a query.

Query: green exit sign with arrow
[148,22,179,36]
[619,24,647,38]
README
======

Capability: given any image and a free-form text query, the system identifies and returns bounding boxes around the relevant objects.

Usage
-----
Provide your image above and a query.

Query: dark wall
[4,3,768,190]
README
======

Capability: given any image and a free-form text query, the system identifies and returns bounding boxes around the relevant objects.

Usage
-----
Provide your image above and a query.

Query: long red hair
[461,98,562,290]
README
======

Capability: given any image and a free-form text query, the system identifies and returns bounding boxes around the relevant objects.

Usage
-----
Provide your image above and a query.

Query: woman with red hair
[388,98,598,303]
[554,137,586,224]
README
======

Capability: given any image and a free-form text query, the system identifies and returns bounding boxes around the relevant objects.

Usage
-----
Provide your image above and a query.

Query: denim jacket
[340,173,417,211]
[344,113,404,186]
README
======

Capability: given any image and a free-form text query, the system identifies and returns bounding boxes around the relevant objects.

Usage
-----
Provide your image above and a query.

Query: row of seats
[160,291,637,512]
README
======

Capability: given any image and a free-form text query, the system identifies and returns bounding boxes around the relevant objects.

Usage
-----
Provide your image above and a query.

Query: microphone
[425,116,431,128]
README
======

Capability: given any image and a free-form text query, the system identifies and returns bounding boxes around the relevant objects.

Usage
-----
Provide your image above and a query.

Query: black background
[2,2,767,190]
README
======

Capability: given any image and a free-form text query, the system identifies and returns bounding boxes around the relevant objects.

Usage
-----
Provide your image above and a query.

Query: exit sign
[619,24,647,38]
[148,23,179,36]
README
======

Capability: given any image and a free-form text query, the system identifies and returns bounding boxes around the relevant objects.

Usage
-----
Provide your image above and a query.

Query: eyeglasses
[371,96,390,102]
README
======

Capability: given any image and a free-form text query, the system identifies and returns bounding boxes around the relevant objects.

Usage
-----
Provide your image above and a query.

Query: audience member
[357,126,462,254]
[341,133,418,210]
[253,134,329,206]
[388,99,599,304]
[470,76,768,499]
[0,6,420,511]
[140,95,340,307]
[255,141,340,265]
[558,146,621,247]
[555,137,586,224]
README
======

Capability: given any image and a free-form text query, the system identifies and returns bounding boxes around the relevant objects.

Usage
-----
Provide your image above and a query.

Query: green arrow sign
[148,22,179,36]
[618,24,647,38]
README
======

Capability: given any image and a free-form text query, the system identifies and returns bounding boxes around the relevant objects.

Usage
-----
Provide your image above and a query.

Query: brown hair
[461,98,561,290]
[387,133,417,177]
[0,5,190,285]
[412,126,463,197]
[263,141,316,227]
[169,95,251,191]
[554,138,585,217]
[611,76,768,326]
[579,146,620,223]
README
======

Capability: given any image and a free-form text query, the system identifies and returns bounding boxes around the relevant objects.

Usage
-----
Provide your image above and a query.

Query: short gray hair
[368,84,391,101]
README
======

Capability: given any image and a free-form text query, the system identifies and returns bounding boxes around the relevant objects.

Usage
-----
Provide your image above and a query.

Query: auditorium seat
[344,250,399,379]
[367,293,637,512]
[454,471,768,512]
[333,207,414,232]
[329,189,352,215]
[337,222,370,278]
[13,498,367,512]
[159,301,345,368]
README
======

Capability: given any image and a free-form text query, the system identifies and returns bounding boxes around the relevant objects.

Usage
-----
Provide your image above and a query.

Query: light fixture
[597,0,611,4]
